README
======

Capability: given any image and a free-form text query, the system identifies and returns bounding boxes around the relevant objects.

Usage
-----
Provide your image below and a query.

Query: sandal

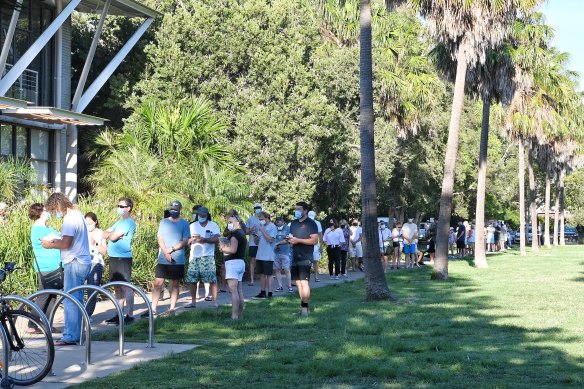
[184,303,197,309]
[204,296,213,301]
[314,278,321,282]
[55,340,76,346]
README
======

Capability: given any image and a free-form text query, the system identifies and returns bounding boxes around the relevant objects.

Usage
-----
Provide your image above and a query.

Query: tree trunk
[359,0,393,300]
[473,97,490,268]
[544,166,551,248]
[527,142,538,252]
[559,168,565,246]
[553,176,559,246]
[518,141,526,256]
[434,47,468,280]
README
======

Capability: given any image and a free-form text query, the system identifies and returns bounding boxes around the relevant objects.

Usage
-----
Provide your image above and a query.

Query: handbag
[35,257,64,289]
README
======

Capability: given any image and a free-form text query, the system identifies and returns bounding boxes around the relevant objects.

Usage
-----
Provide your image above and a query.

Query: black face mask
[340,224,346,228]
[352,223,358,226]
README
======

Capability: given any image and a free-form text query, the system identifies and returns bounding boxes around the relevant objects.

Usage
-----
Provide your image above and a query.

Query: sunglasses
[118,205,129,208]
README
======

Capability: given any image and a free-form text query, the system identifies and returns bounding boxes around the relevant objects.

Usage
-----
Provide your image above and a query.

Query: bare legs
[114,285,134,317]
[296,280,310,316]
[227,279,244,320]
[152,278,179,313]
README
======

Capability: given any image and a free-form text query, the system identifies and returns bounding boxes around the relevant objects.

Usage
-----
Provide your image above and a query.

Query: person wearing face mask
[41,193,91,346]
[246,203,263,286]
[84,212,107,319]
[323,218,344,279]
[378,221,391,272]
[288,201,319,316]
[273,216,292,293]
[307,210,323,282]
[339,219,351,277]
[185,206,220,308]
[102,197,137,325]
[219,216,247,320]
[349,219,363,271]
[401,216,419,269]
[28,203,62,334]
[252,212,277,299]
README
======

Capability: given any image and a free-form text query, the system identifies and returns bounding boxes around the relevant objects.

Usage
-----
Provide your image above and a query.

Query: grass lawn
[81,246,584,388]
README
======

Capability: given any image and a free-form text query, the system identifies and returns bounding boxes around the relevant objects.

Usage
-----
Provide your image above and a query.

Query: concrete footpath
[29,268,369,388]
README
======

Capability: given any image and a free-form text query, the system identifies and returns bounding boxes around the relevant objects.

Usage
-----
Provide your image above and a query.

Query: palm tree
[359,0,393,300]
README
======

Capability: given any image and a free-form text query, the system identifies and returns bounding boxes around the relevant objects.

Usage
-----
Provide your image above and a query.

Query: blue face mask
[116,208,125,216]
[169,210,180,218]
[198,216,207,223]
[254,208,261,215]
[294,210,302,219]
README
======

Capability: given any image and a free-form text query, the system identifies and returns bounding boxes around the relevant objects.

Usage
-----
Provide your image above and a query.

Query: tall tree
[359,0,393,300]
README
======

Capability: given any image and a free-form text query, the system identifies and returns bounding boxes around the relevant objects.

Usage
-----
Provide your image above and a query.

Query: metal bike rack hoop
[66,285,125,357]
[101,281,155,348]
[5,295,52,333]
[28,290,92,365]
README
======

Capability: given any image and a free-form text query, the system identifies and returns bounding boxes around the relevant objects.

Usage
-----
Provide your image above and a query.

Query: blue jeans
[62,259,91,343]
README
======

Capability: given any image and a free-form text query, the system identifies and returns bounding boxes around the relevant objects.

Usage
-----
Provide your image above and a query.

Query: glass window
[15,126,27,157]
[30,128,49,159]
[0,124,13,156]
[30,160,49,184]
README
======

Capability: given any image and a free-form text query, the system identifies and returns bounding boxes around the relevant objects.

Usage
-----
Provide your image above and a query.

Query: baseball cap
[308,211,316,219]
[254,203,262,209]
[169,200,182,211]
[197,206,209,215]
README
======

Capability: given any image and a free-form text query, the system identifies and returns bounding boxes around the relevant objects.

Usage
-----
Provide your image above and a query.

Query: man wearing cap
[152,201,190,314]
[402,216,418,268]
[246,203,262,286]
[185,206,220,307]
[307,210,323,282]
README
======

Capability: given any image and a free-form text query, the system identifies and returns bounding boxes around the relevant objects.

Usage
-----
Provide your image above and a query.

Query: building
[0,0,158,199]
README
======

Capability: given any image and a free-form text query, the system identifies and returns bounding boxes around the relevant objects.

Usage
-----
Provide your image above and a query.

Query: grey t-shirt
[256,222,277,261]
[60,209,91,265]
[247,215,261,247]
[274,225,291,256]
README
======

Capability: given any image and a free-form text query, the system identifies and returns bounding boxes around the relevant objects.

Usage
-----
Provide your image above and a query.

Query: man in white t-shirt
[378,221,391,272]
[246,203,262,286]
[42,193,91,346]
[349,219,363,271]
[308,210,323,281]
[253,212,277,299]
[185,206,220,307]
[401,217,418,268]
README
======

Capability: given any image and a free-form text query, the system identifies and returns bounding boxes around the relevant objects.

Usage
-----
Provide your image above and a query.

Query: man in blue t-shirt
[103,197,137,325]
[152,201,190,315]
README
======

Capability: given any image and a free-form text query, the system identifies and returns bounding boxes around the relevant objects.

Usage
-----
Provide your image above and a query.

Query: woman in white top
[323,219,345,279]
[391,222,403,270]
[84,212,107,318]
[378,221,391,272]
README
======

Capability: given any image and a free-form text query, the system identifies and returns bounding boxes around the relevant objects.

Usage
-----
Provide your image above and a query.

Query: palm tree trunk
[559,168,565,246]
[553,177,560,246]
[527,142,538,252]
[518,140,526,256]
[473,97,489,268]
[544,166,551,248]
[359,0,392,300]
[434,46,468,280]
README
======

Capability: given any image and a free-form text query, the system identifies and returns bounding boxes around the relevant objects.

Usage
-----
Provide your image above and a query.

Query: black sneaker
[253,293,266,299]
[105,315,119,324]
[124,315,135,324]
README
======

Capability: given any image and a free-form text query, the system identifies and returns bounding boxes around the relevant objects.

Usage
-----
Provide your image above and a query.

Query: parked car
[513,227,533,244]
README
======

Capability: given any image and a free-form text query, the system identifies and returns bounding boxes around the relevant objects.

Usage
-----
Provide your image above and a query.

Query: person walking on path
[219,215,247,320]
[289,202,319,316]
[103,198,137,325]
[151,201,190,315]
[253,212,277,299]
[84,212,107,319]
[401,217,418,268]
[323,218,344,279]
[185,206,220,308]
[307,210,323,282]
[339,219,351,277]
[273,216,292,293]
[42,193,91,346]
[246,203,262,286]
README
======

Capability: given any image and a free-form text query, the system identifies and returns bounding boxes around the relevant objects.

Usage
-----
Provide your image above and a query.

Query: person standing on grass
[486,222,495,253]
[84,212,107,319]
[42,193,91,346]
[339,219,351,277]
[253,212,277,299]
[102,197,137,325]
[448,227,456,256]
[273,216,293,293]
[378,221,391,272]
[185,206,220,308]
[391,221,403,270]
[467,225,476,256]
[401,217,418,268]
[308,210,323,282]
[323,218,344,279]
[246,203,262,286]
[151,201,190,315]
[219,215,247,320]
[456,221,466,257]
[349,219,363,271]
[289,202,319,316]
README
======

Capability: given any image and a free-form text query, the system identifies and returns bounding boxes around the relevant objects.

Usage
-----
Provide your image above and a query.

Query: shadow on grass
[80,263,584,388]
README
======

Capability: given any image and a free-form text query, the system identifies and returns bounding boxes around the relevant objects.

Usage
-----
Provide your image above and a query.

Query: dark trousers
[29,273,58,328]
[340,250,348,274]
[85,263,104,317]
[327,246,341,276]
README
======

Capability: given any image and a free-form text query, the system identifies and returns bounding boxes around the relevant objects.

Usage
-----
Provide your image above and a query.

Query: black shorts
[392,242,400,248]
[456,241,465,249]
[109,257,132,282]
[155,263,185,280]
[290,265,311,281]
[256,260,274,276]
[248,246,258,258]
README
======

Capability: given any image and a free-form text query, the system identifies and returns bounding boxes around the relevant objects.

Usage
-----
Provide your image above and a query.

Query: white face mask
[260,220,266,226]
[227,223,234,231]
[408,219,414,223]
[86,224,96,232]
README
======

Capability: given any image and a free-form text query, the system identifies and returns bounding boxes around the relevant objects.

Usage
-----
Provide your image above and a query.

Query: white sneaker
[342,274,348,277]
[335,276,339,280]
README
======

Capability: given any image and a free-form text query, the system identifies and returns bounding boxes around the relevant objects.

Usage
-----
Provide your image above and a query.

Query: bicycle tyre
[0,310,54,386]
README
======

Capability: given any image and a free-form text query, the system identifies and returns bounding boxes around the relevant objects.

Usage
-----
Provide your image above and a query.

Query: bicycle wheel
[0,310,54,386]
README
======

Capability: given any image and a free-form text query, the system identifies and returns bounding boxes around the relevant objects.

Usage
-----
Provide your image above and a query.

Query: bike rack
[66,285,125,357]
[99,281,155,348]
[27,290,92,366]
[3,295,52,334]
